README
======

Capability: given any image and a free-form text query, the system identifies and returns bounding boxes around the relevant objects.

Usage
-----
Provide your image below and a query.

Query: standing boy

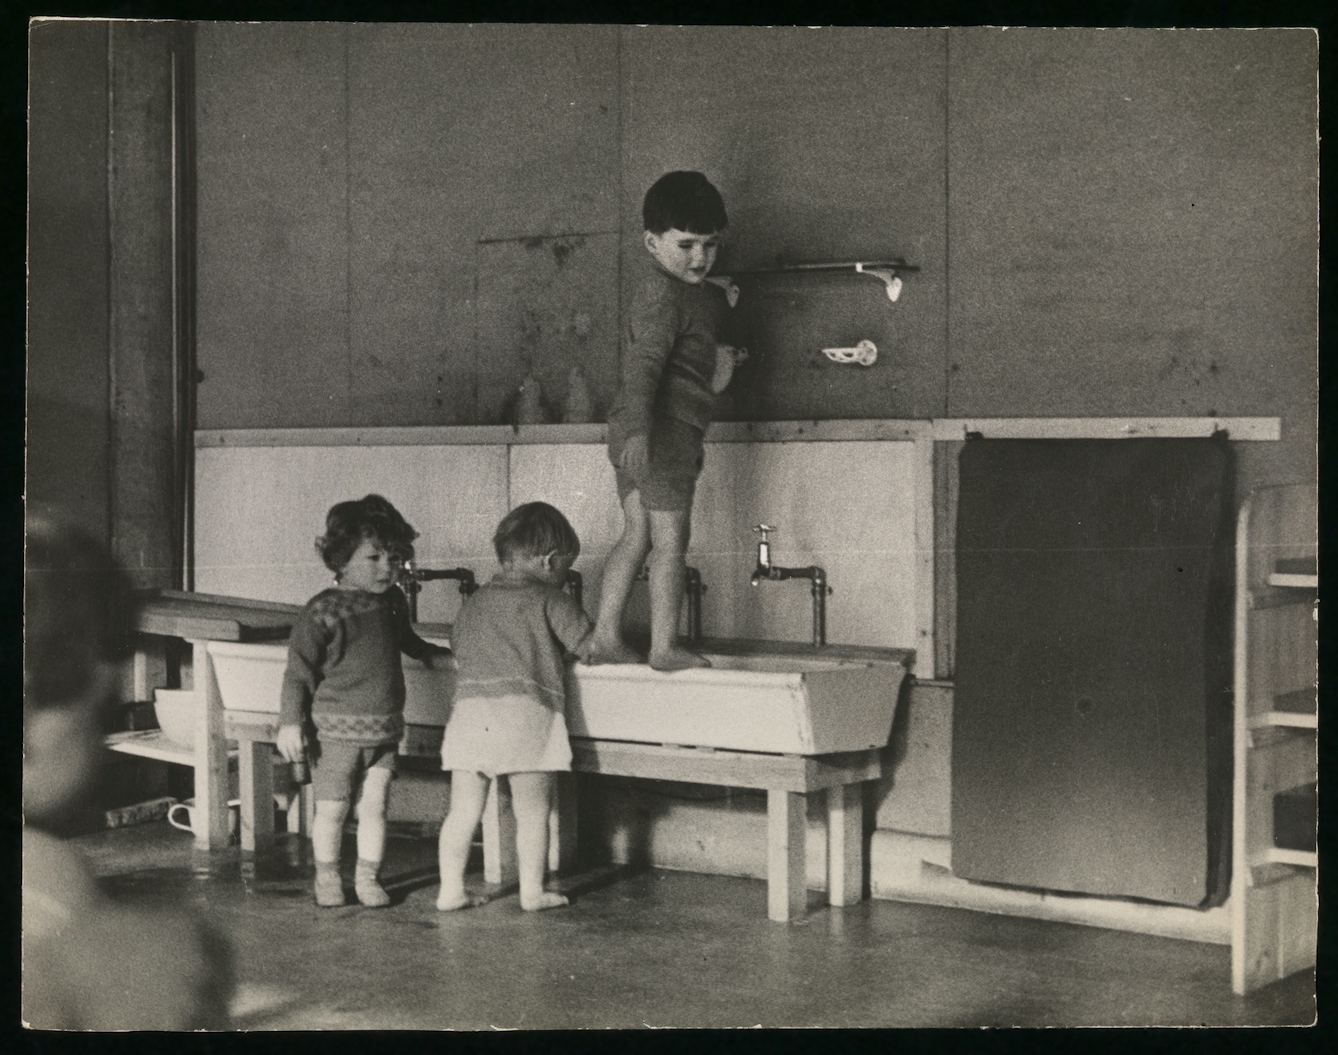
[587,171,741,670]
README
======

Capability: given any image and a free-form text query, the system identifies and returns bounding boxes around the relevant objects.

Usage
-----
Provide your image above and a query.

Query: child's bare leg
[312,799,350,906]
[510,771,568,911]
[353,766,392,907]
[647,509,709,671]
[436,770,491,911]
[587,491,651,664]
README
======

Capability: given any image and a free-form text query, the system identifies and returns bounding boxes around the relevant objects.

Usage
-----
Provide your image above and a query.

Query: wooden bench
[227,715,882,922]
[568,736,882,922]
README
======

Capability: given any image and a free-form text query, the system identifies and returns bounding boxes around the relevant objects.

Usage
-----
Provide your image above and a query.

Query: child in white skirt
[436,502,593,912]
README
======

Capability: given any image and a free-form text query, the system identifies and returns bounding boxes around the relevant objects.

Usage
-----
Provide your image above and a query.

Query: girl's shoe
[354,859,390,908]
[314,868,346,907]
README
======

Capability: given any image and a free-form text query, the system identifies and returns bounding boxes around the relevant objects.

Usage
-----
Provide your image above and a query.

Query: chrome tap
[633,564,706,641]
[750,524,831,647]
[401,560,478,622]
[565,568,584,611]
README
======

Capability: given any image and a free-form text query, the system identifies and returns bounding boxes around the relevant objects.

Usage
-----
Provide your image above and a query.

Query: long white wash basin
[206,637,910,756]
[566,651,907,754]
[206,638,454,726]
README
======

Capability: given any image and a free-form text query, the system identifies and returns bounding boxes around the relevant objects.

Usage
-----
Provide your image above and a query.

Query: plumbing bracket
[822,340,878,366]
[855,263,903,302]
[703,275,740,307]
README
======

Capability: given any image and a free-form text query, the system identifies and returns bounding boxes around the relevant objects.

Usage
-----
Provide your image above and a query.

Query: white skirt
[439,693,572,774]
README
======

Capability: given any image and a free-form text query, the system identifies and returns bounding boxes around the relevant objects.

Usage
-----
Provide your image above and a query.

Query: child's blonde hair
[493,502,580,564]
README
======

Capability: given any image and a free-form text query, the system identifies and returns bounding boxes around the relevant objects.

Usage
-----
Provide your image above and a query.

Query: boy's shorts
[608,417,705,512]
[310,741,398,802]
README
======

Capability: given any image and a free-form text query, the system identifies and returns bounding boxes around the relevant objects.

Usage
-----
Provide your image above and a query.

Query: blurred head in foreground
[24,512,137,828]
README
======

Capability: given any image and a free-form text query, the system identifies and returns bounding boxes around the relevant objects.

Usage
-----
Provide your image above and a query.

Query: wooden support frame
[225,716,880,924]
[930,417,1281,441]
[826,782,865,907]
[191,640,232,849]
[1231,485,1317,995]
[222,710,312,851]
[567,738,881,922]
[768,791,808,922]
[236,739,274,852]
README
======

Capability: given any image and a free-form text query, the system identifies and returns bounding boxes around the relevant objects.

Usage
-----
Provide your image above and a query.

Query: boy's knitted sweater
[607,261,730,437]
[279,585,441,746]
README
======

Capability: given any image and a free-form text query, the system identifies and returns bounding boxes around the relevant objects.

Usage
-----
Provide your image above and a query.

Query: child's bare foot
[520,891,569,912]
[584,638,643,665]
[436,890,490,912]
[648,645,711,672]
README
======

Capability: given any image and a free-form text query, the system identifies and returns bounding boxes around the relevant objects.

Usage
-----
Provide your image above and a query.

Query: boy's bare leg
[586,491,651,664]
[436,771,491,911]
[510,772,568,911]
[647,508,709,671]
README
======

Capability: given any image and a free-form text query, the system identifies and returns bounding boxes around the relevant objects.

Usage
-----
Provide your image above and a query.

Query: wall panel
[27,20,111,539]
[108,22,182,586]
[195,23,351,428]
[946,27,1317,490]
[345,24,620,427]
[474,234,620,426]
[194,444,507,623]
[197,437,919,649]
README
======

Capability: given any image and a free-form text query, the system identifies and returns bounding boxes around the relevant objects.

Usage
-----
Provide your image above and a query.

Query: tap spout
[402,562,478,621]
[748,525,829,646]
[565,568,583,611]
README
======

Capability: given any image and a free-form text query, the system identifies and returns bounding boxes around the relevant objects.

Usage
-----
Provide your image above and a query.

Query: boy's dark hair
[643,171,728,235]
[316,494,418,573]
[493,502,581,564]
[25,513,138,710]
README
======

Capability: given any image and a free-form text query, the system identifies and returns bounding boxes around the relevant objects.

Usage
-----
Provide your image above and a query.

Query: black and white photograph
[23,18,1319,1029]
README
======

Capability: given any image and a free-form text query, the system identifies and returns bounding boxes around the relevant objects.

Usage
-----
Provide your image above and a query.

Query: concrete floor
[66,821,1314,1030]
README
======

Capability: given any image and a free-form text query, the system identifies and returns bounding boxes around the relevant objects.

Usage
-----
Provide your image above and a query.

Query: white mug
[168,798,240,837]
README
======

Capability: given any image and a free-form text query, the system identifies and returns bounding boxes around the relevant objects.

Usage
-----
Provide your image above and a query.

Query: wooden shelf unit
[105,728,236,768]
[1231,485,1318,995]
[105,590,301,849]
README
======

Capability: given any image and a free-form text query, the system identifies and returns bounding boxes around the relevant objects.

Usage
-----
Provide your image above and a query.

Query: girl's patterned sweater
[279,585,444,746]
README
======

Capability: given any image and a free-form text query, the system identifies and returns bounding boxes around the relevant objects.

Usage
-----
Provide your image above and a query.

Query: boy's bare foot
[648,645,711,672]
[583,638,644,665]
[436,890,490,912]
[520,891,569,912]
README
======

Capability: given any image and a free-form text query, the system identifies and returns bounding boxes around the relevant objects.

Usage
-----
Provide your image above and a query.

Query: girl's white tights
[437,771,567,912]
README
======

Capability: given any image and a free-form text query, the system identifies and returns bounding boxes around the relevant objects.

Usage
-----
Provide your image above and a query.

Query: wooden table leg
[826,782,864,906]
[767,789,807,922]
[483,776,518,886]
[238,739,275,852]
[285,784,315,836]
[132,636,169,703]
[191,641,232,850]
[549,772,578,875]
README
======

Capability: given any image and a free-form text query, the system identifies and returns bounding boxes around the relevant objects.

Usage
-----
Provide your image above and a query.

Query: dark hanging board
[951,439,1233,906]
